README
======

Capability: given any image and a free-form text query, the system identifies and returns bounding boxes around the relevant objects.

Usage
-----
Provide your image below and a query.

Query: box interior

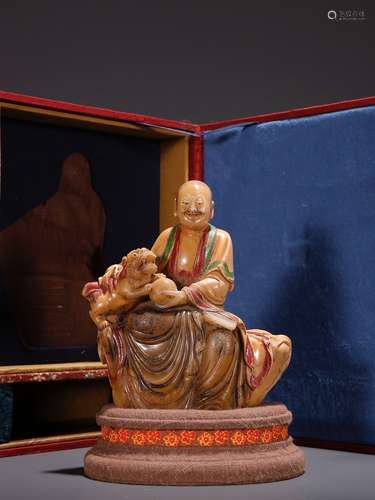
[0,102,189,367]
[0,98,190,450]
[11,379,111,440]
[0,111,161,364]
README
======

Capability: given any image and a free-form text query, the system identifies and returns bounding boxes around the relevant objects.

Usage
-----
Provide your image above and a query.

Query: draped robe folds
[105,224,273,410]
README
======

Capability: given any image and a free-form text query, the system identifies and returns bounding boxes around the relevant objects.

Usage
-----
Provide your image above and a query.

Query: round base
[84,403,304,485]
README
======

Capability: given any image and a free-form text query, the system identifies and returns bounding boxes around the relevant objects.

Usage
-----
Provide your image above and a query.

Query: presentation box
[1,90,374,455]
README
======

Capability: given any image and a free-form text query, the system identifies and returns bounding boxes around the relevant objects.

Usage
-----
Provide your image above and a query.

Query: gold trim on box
[0,102,188,139]
[0,362,108,383]
[0,431,100,450]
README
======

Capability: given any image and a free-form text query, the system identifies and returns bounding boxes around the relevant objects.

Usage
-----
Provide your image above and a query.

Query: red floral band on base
[101,425,288,447]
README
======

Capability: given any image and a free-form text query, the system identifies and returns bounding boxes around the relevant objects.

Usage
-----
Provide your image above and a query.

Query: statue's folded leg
[246,331,292,407]
[194,327,241,410]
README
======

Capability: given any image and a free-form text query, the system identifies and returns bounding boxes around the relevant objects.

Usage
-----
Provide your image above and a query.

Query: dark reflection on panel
[0,117,160,364]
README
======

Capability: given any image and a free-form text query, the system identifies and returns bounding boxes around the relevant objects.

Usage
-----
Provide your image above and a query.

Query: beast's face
[125,248,158,282]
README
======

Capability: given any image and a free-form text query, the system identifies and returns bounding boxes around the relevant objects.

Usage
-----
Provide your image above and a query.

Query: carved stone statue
[83,180,304,485]
[83,180,291,409]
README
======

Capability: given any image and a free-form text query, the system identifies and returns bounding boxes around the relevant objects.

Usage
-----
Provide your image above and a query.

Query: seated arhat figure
[84,181,291,410]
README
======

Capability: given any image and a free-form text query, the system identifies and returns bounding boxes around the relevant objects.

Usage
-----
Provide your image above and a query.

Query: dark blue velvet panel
[205,106,375,445]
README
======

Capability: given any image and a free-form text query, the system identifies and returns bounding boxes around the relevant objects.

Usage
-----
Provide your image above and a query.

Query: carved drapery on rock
[105,304,250,410]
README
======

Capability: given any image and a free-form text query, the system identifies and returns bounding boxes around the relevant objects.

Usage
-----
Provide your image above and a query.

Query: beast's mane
[122,248,155,280]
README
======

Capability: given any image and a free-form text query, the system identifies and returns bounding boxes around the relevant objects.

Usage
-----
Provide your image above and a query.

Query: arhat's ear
[210,200,215,220]
[174,196,178,217]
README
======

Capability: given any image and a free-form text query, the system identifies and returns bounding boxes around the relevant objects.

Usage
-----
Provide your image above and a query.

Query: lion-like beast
[82,247,177,369]
[82,247,177,331]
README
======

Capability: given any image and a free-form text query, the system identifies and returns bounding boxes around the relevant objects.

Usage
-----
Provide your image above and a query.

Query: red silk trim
[0,90,199,132]
[199,95,375,131]
[2,90,374,135]
[189,135,204,180]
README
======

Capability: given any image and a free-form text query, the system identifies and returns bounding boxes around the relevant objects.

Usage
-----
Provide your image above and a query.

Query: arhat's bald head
[177,180,212,202]
[176,180,214,230]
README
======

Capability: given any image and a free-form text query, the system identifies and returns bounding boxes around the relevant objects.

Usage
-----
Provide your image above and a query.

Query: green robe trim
[159,224,226,277]
[205,259,234,280]
[204,224,217,269]
[160,224,178,267]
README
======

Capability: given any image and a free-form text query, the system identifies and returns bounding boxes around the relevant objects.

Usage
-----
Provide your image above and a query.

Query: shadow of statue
[255,223,374,445]
[0,153,106,349]
[43,467,84,476]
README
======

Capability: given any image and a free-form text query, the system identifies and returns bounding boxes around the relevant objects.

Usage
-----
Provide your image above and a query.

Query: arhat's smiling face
[176,181,213,230]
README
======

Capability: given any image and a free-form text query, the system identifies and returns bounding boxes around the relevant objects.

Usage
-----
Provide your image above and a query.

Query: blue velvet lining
[205,106,375,445]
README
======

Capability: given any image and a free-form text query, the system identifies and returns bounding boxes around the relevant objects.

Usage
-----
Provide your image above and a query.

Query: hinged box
[1,91,375,456]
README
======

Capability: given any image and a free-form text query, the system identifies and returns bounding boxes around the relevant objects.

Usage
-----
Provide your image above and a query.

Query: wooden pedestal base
[84,403,304,485]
